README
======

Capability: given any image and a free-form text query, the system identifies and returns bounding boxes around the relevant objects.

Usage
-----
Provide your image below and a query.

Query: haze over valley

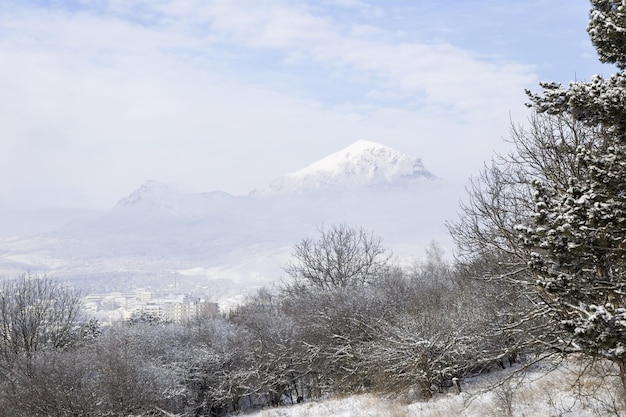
[0,140,463,303]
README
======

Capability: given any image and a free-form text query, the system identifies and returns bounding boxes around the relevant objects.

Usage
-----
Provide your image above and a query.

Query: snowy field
[249,360,625,417]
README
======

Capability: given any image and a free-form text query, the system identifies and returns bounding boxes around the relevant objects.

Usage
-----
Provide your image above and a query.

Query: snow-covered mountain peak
[290,140,395,179]
[253,140,434,196]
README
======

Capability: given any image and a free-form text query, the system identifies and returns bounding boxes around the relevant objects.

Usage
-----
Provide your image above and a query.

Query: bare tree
[447,112,607,375]
[284,224,391,292]
[0,275,91,416]
[0,275,84,369]
[0,349,100,417]
[450,0,626,398]
[448,103,626,397]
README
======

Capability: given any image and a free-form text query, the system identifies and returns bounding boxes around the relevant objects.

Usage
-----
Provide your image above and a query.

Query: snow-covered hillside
[0,141,465,299]
[251,361,624,417]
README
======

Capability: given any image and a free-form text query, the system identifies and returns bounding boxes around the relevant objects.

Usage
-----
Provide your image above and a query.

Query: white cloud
[0,0,538,210]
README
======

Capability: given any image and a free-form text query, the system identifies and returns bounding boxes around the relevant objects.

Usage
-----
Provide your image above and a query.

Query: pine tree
[521,0,626,390]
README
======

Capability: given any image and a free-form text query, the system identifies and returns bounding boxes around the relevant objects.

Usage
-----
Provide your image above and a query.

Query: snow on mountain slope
[116,180,179,209]
[111,180,236,220]
[253,140,434,195]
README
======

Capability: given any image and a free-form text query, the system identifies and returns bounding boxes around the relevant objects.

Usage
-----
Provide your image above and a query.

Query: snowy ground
[248,360,625,417]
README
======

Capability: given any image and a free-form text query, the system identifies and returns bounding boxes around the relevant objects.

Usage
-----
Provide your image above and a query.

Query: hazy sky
[0,0,612,210]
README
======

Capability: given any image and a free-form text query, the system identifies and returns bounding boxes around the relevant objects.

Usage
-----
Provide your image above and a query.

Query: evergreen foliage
[519,0,626,386]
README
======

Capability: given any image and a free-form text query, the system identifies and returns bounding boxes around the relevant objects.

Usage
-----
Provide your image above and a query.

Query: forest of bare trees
[0,229,517,417]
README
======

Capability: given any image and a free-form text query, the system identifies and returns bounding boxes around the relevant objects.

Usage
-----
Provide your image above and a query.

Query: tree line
[0,231,522,416]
